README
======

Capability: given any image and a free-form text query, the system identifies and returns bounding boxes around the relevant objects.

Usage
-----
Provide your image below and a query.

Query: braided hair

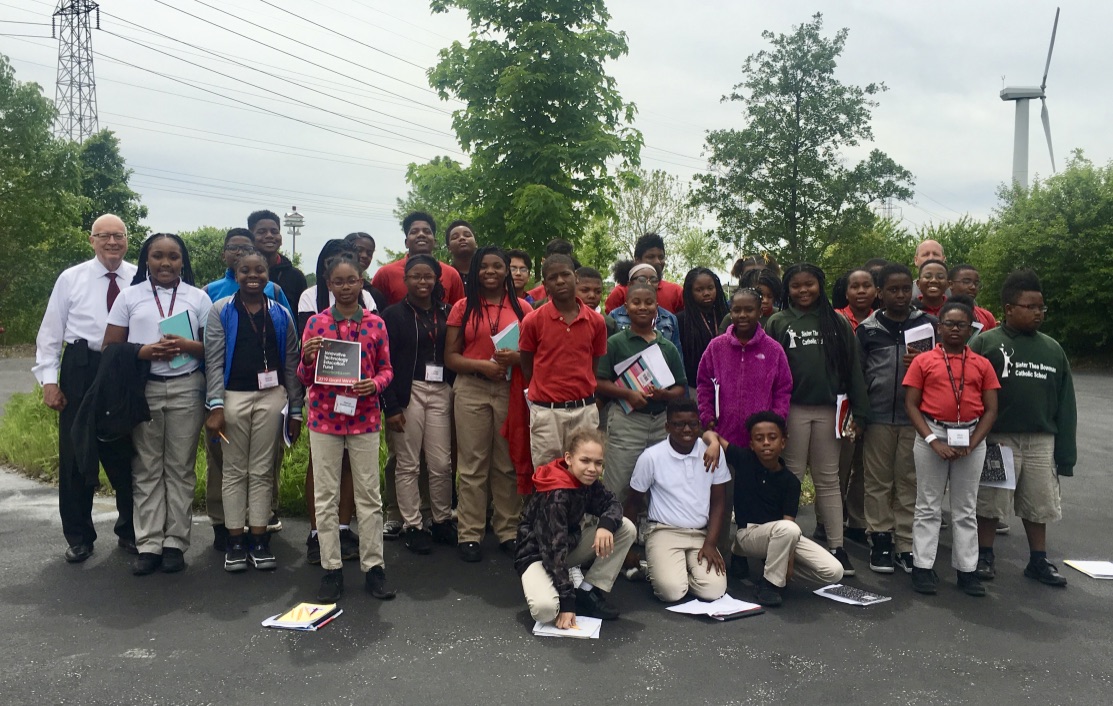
[459,245,526,337]
[739,267,781,316]
[404,254,445,304]
[780,263,852,384]
[678,267,728,380]
[131,233,195,287]
[314,239,359,313]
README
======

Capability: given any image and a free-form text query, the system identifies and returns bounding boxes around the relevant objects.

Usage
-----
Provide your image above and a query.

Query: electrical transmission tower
[52,0,100,141]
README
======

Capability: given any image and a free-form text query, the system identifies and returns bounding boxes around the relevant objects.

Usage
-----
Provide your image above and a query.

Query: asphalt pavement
[1,361,1111,705]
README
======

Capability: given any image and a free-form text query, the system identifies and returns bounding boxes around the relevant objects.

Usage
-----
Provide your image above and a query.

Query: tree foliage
[693,13,914,266]
[179,226,233,288]
[426,0,642,259]
[78,129,149,253]
[610,168,698,258]
[974,151,1113,356]
[914,216,992,271]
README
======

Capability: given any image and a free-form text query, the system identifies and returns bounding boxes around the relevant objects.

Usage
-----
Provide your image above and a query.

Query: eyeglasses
[224,244,254,253]
[329,278,362,287]
[405,273,437,282]
[953,278,981,287]
[940,321,971,329]
[1013,304,1048,314]
[92,232,127,242]
[509,266,530,274]
[632,275,660,285]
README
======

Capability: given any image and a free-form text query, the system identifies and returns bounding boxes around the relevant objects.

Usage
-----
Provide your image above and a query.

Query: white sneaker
[568,565,585,589]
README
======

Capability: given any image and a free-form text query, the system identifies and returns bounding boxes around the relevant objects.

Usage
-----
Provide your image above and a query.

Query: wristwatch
[924,433,939,444]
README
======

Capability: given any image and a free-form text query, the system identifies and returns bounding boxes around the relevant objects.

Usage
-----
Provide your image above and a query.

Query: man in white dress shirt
[33,214,138,563]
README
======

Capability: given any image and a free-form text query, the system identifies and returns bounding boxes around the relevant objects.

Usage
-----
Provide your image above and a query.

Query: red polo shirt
[903,345,1000,424]
[527,283,547,302]
[370,256,465,307]
[447,296,532,360]
[604,279,684,314]
[520,299,607,403]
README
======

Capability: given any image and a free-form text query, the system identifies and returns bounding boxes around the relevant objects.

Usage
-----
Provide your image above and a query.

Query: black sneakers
[869,532,895,574]
[318,569,343,602]
[831,547,855,576]
[365,565,397,600]
[957,571,987,597]
[976,552,996,580]
[339,528,360,561]
[1024,557,1068,587]
[575,586,620,620]
[161,547,186,573]
[458,541,482,563]
[894,552,914,575]
[754,578,783,607]
[404,526,433,555]
[430,521,458,546]
[911,567,938,594]
[225,535,248,573]
[306,533,321,565]
[133,552,163,576]
[266,514,283,533]
[248,534,277,570]
[499,538,518,555]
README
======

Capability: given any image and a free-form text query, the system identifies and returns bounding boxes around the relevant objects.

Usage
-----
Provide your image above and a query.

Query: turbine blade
[1041,98,1056,172]
[1042,7,1060,91]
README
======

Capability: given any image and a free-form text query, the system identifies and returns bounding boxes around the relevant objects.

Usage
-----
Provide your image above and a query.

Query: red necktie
[106,272,120,312]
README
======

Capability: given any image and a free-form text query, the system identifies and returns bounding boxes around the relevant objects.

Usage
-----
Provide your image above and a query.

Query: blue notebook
[158,311,196,369]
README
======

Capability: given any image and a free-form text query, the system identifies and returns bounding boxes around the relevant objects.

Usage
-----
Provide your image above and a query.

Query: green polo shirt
[597,328,686,415]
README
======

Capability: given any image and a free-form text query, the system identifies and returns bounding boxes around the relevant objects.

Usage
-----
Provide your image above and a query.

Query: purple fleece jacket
[696,325,793,448]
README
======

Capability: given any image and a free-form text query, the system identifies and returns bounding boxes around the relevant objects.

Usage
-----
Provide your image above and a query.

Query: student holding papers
[971,270,1076,588]
[515,428,637,627]
[856,263,936,575]
[103,233,212,576]
[703,412,845,607]
[626,400,730,603]
[596,282,687,504]
[445,246,531,563]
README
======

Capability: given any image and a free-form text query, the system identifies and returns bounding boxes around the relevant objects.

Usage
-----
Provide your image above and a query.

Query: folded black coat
[71,343,151,486]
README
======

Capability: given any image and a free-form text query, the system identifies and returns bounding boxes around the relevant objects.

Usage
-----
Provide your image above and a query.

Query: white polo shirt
[106,279,213,377]
[630,437,730,529]
[298,285,377,315]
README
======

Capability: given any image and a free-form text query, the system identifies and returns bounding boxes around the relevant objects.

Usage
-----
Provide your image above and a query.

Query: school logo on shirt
[789,328,821,348]
[999,344,1013,378]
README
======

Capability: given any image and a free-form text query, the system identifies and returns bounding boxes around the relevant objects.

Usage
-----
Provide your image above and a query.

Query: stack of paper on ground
[815,584,891,606]
[613,343,676,414]
[1064,560,1113,579]
[666,594,764,621]
[532,616,602,639]
[262,602,342,631]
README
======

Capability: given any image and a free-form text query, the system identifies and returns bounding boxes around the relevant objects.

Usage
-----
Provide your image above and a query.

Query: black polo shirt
[726,445,801,526]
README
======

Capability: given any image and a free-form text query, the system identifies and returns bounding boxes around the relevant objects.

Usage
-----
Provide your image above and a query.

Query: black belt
[927,416,979,429]
[531,395,595,409]
[148,368,201,383]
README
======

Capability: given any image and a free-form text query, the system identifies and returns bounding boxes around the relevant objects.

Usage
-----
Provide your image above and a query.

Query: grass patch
[0,389,390,516]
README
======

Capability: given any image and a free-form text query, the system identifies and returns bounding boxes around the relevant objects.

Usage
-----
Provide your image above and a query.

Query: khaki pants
[132,374,205,555]
[644,524,727,602]
[396,381,453,528]
[862,424,918,552]
[309,431,384,572]
[735,520,844,588]
[528,403,600,470]
[454,375,520,543]
[206,416,283,525]
[912,422,984,573]
[602,406,667,503]
[783,404,844,548]
[839,436,866,530]
[221,388,286,529]
[521,517,637,623]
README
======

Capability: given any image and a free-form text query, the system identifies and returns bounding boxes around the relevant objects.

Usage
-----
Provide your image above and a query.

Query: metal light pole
[284,206,305,261]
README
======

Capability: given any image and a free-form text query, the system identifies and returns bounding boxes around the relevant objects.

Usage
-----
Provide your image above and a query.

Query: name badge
[947,427,970,447]
[334,395,358,416]
[425,364,444,382]
[257,370,279,389]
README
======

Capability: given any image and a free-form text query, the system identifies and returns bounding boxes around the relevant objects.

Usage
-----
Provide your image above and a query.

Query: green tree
[668,227,727,282]
[914,216,992,271]
[610,168,697,258]
[78,129,149,253]
[0,55,85,342]
[974,151,1113,356]
[818,216,913,277]
[578,215,622,277]
[391,156,469,265]
[179,226,233,287]
[427,0,642,259]
[693,13,914,266]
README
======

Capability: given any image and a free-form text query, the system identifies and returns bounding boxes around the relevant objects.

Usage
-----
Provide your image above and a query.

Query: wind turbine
[1000,7,1059,189]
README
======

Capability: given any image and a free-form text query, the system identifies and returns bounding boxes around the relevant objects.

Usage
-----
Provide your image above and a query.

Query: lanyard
[483,296,505,337]
[330,306,363,342]
[239,295,271,370]
[940,347,967,423]
[410,301,441,361]
[151,280,178,319]
[696,309,716,339]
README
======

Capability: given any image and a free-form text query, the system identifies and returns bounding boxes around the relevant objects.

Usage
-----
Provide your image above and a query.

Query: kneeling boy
[515,428,637,628]
[705,412,844,607]
[626,399,730,602]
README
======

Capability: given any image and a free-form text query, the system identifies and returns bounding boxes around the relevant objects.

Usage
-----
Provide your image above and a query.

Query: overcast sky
[3,0,1107,272]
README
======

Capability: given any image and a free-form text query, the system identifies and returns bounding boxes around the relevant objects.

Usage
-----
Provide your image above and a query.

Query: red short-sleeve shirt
[447,296,532,360]
[604,279,684,314]
[370,257,465,307]
[902,345,1000,423]
[520,299,608,403]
